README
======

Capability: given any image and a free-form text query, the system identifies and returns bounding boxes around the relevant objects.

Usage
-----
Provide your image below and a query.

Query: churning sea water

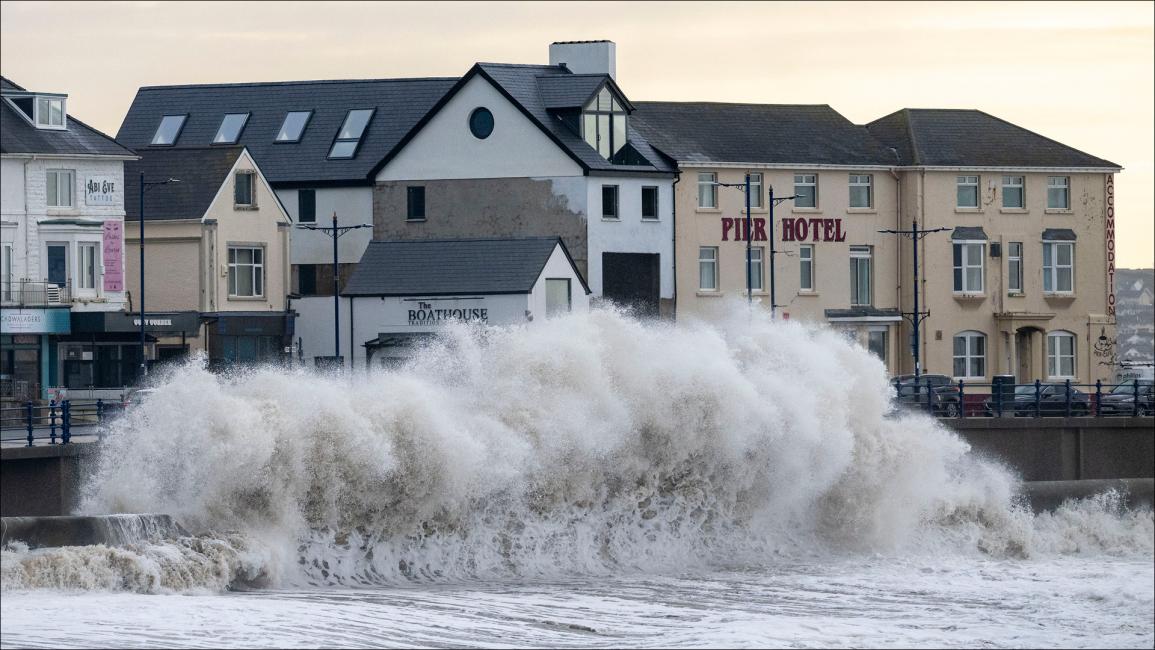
[2,306,1152,648]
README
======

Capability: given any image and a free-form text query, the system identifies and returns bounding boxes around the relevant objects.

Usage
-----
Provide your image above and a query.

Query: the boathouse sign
[407,300,489,326]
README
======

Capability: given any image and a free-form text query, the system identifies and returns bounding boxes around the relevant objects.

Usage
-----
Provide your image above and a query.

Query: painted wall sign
[781,217,847,242]
[85,176,118,206]
[0,308,71,334]
[102,220,123,292]
[1105,175,1116,318]
[407,300,489,326]
[721,217,767,241]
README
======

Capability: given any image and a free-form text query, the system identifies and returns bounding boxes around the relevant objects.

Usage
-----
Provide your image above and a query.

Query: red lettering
[782,218,795,241]
[721,218,733,241]
[808,218,823,242]
[834,218,846,242]
[754,218,767,241]
[795,218,809,242]
[823,219,835,242]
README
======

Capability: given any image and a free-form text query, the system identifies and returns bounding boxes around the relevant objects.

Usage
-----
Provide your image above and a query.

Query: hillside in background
[1116,268,1154,380]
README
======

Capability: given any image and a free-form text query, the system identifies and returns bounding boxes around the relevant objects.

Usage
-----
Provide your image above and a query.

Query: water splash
[3,306,1150,592]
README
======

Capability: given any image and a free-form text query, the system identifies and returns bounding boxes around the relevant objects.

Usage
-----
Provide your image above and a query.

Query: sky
[2,0,1152,267]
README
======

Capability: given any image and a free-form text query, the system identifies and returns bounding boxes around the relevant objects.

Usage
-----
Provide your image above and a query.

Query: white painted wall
[585,174,675,298]
[528,243,591,318]
[276,186,373,266]
[375,75,583,181]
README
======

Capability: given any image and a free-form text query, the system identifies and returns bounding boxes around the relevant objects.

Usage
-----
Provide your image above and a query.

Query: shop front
[202,311,293,371]
[63,311,201,399]
[0,307,71,402]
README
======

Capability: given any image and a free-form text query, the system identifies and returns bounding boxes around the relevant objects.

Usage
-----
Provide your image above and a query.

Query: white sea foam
[2,305,1150,594]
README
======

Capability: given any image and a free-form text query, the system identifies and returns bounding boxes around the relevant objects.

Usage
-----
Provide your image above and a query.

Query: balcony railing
[0,280,72,306]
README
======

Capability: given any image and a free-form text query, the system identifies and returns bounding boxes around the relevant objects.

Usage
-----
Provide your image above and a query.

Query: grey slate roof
[1,76,137,158]
[343,237,588,297]
[1042,228,1077,241]
[124,146,245,220]
[115,77,457,186]
[866,109,1120,168]
[951,226,988,240]
[537,74,607,109]
[474,64,674,175]
[630,102,899,166]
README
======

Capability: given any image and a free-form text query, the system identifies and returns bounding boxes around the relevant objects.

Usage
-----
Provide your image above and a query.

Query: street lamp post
[878,220,949,382]
[297,212,371,367]
[138,174,181,380]
[714,178,795,315]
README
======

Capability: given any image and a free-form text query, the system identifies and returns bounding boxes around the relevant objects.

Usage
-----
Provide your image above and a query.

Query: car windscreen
[1110,381,1153,394]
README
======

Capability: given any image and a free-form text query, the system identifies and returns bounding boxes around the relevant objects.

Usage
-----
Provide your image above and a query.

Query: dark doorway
[602,252,660,318]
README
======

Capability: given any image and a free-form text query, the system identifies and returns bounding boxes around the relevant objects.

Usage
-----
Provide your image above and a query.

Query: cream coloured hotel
[634,104,1120,385]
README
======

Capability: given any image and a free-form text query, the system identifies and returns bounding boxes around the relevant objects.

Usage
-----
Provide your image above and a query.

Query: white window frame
[799,244,814,292]
[848,174,873,209]
[1047,176,1070,210]
[952,241,985,294]
[1046,331,1077,379]
[698,172,717,209]
[849,245,872,306]
[957,175,979,209]
[698,246,718,291]
[747,246,764,292]
[46,169,75,208]
[1007,241,1023,294]
[1002,175,1025,209]
[34,96,67,130]
[794,173,817,208]
[227,246,265,298]
[747,173,763,209]
[234,171,256,208]
[953,331,987,379]
[1043,241,1074,294]
[77,241,99,292]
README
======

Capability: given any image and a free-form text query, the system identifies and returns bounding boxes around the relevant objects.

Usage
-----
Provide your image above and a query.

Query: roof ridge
[139,76,459,91]
[478,62,564,70]
[370,236,559,244]
[634,100,833,109]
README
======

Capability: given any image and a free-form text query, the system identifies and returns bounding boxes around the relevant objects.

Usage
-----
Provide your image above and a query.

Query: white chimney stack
[549,40,616,80]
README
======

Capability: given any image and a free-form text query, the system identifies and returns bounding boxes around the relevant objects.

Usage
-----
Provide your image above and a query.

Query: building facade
[1,76,138,402]
[122,146,292,371]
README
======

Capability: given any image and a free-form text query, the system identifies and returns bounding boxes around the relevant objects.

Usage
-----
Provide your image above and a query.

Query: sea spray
[3,306,1150,592]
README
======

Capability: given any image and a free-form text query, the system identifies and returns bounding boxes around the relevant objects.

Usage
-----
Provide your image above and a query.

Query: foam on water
[2,306,1151,593]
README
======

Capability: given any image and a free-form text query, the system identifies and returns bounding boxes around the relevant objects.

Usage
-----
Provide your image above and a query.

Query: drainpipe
[670,171,680,319]
[889,165,902,375]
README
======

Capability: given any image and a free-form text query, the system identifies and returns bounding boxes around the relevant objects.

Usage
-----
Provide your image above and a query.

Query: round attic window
[469,107,494,139]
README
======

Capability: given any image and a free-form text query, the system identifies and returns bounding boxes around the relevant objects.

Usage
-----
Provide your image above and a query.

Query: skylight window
[328,109,374,159]
[276,111,312,142]
[213,113,249,144]
[151,114,187,146]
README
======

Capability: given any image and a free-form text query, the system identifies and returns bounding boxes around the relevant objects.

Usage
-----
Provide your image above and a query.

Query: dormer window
[328,109,374,159]
[151,114,187,146]
[35,96,66,129]
[213,113,249,144]
[581,87,627,160]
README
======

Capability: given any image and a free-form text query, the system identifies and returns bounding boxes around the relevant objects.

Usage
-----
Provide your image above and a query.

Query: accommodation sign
[1105,175,1116,318]
[408,301,489,326]
[102,220,124,292]
[86,176,118,206]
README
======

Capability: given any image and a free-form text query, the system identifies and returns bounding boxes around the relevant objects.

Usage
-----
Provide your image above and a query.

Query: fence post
[1095,380,1102,417]
[49,400,58,445]
[61,400,71,445]
[25,401,34,447]
[1134,379,1141,418]
[1034,379,1042,418]
[1064,379,1072,418]
[958,380,966,418]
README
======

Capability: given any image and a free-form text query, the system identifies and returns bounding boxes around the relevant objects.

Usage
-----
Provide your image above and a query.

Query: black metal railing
[0,399,123,446]
[892,378,1153,419]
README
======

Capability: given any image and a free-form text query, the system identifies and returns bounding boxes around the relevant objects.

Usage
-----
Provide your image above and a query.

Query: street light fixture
[714,176,795,316]
[297,212,371,368]
[138,173,181,380]
[878,220,949,384]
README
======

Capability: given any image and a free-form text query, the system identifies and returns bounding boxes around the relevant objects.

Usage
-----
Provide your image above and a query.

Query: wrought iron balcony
[0,280,73,306]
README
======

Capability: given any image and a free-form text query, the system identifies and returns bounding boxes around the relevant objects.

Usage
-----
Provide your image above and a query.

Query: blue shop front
[0,307,71,402]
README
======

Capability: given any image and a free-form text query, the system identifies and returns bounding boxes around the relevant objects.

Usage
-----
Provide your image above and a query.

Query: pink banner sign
[102,220,124,292]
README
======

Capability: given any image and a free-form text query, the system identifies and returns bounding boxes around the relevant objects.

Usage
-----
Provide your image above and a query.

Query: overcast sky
[2,0,1151,267]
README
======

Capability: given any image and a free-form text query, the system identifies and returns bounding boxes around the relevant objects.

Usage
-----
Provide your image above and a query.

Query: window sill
[847,208,876,214]
[999,208,1028,214]
[797,291,819,297]
[406,218,427,223]
[601,217,621,222]
[954,208,982,214]
[234,205,259,211]
[696,291,724,297]
[695,208,722,214]
[227,296,266,302]
[1044,209,1073,215]
[641,218,661,223]
[1007,291,1025,297]
[953,293,986,301]
[1043,293,1076,300]
[739,208,769,215]
[791,207,821,214]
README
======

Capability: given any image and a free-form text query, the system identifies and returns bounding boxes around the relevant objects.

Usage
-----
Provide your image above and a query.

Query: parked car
[1097,380,1154,416]
[982,383,1091,417]
[892,374,962,417]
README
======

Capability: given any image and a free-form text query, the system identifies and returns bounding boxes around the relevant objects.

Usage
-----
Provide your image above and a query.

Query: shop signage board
[719,216,849,243]
[85,176,118,206]
[1,308,71,334]
[102,220,124,292]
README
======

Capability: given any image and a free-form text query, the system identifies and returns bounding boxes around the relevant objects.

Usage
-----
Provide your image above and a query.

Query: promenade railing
[892,378,1152,419]
[0,399,123,446]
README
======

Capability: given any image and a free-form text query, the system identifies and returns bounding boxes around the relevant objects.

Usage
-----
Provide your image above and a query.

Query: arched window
[1047,331,1077,378]
[953,331,986,379]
